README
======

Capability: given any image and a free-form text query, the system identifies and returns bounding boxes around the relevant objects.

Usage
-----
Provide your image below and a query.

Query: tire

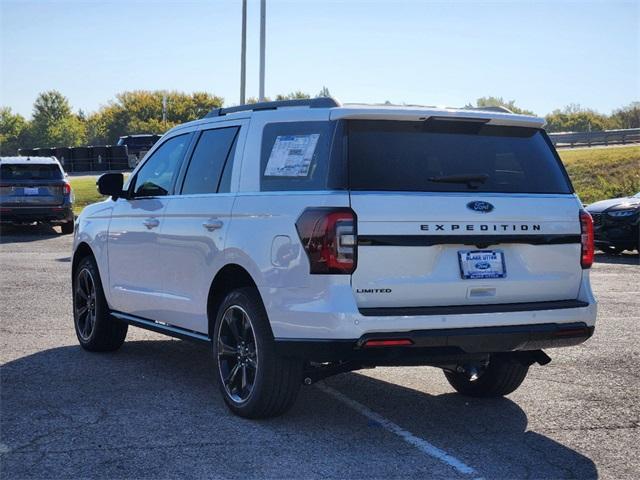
[213,287,303,419]
[73,256,127,351]
[444,354,529,397]
[60,221,74,235]
[603,245,624,255]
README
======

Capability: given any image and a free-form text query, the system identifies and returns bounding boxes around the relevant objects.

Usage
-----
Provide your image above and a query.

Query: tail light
[63,182,72,196]
[579,209,594,269]
[296,207,357,274]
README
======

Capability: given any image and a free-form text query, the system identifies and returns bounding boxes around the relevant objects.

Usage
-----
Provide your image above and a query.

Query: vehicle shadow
[326,372,598,479]
[1,339,597,479]
[0,223,62,243]
[594,251,639,265]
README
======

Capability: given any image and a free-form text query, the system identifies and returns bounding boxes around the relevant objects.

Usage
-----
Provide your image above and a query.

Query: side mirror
[97,173,126,199]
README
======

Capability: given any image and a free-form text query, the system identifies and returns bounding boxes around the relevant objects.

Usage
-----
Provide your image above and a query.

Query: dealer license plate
[458,250,506,279]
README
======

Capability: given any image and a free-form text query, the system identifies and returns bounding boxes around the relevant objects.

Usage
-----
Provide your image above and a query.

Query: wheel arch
[72,242,95,280]
[207,264,267,337]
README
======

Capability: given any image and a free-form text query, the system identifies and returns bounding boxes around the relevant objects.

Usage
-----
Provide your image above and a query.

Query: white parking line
[317,383,480,478]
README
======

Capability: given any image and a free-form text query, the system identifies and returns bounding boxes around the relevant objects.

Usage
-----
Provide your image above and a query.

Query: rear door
[0,163,65,206]
[152,123,244,333]
[346,120,583,309]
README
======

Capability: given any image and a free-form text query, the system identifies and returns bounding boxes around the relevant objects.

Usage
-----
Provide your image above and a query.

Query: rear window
[1,163,63,181]
[347,120,572,194]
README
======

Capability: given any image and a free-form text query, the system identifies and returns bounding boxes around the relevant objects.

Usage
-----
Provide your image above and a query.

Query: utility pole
[259,0,266,101]
[162,95,167,125]
[240,0,247,104]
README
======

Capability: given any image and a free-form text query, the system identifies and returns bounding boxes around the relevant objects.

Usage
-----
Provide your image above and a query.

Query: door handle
[202,219,223,231]
[143,218,160,229]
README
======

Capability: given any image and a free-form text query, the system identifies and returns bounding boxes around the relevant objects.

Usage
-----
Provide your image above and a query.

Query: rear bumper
[0,205,73,224]
[275,322,594,362]
[358,299,588,317]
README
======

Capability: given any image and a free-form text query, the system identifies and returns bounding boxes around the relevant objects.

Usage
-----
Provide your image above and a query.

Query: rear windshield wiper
[427,174,489,189]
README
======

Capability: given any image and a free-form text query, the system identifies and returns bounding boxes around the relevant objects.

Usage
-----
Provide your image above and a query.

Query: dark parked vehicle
[117,134,162,168]
[0,156,74,234]
[586,193,639,254]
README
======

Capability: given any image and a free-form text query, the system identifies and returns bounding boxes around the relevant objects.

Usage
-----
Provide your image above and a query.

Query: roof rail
[204,97,341,118]
[467,105,514,114]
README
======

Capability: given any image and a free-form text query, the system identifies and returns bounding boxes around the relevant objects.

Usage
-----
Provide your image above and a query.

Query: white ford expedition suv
[72,98,597,418]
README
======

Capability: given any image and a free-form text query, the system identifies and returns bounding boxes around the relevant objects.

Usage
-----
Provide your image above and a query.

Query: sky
[1,0,638,119]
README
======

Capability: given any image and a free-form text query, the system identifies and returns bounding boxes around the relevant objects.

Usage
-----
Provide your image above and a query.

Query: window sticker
[264,134,320,177]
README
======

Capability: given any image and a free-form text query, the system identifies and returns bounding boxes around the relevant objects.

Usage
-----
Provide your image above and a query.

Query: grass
[558,145,640,204]
[69,177,105,215]
[69,174,129,215]
[68,146,640,214]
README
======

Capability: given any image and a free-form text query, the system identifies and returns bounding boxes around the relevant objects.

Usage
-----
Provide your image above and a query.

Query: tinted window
[133,134,190,197]
[218,134,239,193]
[348,120,572,194]
[0,163,63,180]
[260,121,343,191]
[182,127,239,195]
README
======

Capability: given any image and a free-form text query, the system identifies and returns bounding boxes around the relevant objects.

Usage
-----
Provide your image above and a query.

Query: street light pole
[259,0,266,101]
[240,0,247,104]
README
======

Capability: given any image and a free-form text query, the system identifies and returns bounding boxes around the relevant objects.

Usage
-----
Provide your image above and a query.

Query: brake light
[579,209,594,269]
[296,207,357,274]
[63,182,72,196]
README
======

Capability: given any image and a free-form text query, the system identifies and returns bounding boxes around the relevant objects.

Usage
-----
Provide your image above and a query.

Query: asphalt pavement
[1,224,638,479]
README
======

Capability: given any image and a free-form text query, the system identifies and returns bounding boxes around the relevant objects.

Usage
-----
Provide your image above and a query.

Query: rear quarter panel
[227,109,353,336]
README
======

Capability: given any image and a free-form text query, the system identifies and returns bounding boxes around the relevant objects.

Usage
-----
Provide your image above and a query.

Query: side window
[132,134,190,197]
[181,127,239,195]
[260,121,344,192]
[218,133,239,193]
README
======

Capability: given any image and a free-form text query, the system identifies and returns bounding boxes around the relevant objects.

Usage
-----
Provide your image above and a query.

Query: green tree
[275,91,311,101]
[610,102,640,129]
[33,90,72,123]
[30,90,87,147]
[87,90,224,145]
[467,96,536,115]
[544,104,613,132]
[0,107,29,155]
[316,86,331,98]
[245,96,268,104]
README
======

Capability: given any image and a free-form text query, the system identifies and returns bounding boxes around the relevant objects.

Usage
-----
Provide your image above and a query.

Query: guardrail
[548,128,640,148]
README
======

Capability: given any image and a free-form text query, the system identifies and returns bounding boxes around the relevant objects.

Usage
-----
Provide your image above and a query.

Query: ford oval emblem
[475,261,491,270]
[467,201,494,213]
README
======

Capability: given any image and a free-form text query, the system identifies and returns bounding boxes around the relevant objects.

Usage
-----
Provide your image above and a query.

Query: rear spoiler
[330,107,545,129]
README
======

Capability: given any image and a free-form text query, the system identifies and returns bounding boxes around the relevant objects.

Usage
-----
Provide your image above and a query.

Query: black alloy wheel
[217,305,258,403]
[75,267,97,341]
